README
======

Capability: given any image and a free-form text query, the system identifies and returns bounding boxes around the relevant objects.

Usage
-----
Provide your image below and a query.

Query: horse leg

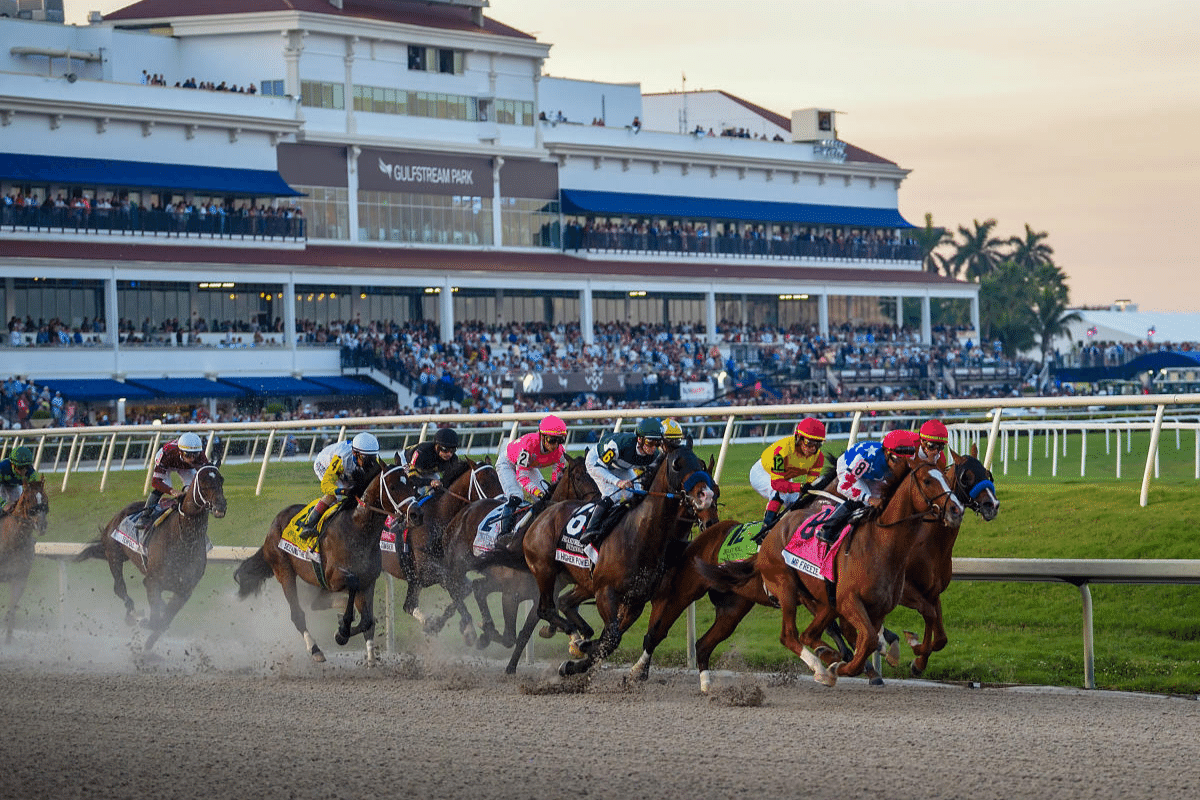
[781,590,838,687]
[556,585,594,658]
[831,594,877,680]
[5,576,28,644]
[631,568,709,683]
[335,579,359,646]
[692,593,756,694]
[904,595,945,677]
[106,547,136,624]
[504,602,542,675]
[471,574,501,649]
[278,565,323,663]
[342,584,377,666]
[143,587,192,652]
[560,587,621,676]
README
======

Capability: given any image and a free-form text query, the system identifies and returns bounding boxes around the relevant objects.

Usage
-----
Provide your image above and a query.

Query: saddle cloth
[716,520,764,564]
[555,502,597,568]
[110,505,212,557]
[471,502,532,557]
[781,505,850,582]
[279,500,336,562]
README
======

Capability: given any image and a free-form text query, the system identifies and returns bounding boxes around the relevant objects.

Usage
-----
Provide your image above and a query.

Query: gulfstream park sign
[378,158,475,187]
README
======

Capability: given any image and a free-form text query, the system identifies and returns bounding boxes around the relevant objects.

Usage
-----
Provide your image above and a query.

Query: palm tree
[950,218,1006,281]
[912,212,953,275]
[1008,223,1054,270]
[978,260,1035,354]
[1030,273,1081,364]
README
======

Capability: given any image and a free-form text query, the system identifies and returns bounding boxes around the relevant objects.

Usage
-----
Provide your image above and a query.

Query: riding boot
[134,491,163,532]
[578,495,614,547]
[761,494,783,531]
[496,496,522,542]
[300,499,328,541]
[818,500,861,545]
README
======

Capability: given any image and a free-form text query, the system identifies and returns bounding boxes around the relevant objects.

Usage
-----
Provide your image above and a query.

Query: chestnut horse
[78,465,227,652]
[234,463,412,665]
[520,447,716,676]
[901,450,999,676]
[430,453,597,647]
[1,477,49,643]
[698,461,962,686]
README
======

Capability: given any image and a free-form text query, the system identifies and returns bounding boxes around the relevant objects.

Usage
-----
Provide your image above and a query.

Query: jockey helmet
[794,417,826,442]
[177,432,204,453]
[10,446,34,467]
[434,427,460,449]
[538,415,567,436]
[661,418,684,445]
[882,429,918,457]
[920,419,949,445]
[351,432,380,455]
[635,417,663,440]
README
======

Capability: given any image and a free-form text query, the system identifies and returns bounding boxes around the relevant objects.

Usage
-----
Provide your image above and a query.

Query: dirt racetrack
[2,625,1199,800]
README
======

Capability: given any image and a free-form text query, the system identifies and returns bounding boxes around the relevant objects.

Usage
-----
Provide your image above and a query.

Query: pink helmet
[794,417,826,442]
[920,419,949,444]
[538,414,567,436]
[882,429,918,455]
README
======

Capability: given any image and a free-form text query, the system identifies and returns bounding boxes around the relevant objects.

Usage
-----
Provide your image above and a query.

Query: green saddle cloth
[717,521,764,563]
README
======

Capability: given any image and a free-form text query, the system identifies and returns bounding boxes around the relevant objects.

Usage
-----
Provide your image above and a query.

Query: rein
[178,465,220,518]
[359,465,417,518]
[874,465,954,529]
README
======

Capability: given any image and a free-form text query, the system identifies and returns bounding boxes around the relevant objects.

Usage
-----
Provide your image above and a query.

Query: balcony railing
[565,228,921,263]
[1,205,306,241]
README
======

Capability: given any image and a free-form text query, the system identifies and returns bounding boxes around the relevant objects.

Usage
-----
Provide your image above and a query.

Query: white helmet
[351,432,379,455]
[178,432,204,453]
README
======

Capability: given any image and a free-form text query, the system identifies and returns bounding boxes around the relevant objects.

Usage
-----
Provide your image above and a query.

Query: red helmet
[920,419,949,444]
[882,429,918,455]
[538,414,567,436]
[794,417,826,442]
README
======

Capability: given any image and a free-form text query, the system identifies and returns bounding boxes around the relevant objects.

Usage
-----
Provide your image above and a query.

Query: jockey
[0,446,40,517]
[661,418,687,452]
[402,427,462,500]
[819,429,918,544]
[579,417,664,547]
[495,414,568,541]
[751,417,827,530]
[135,432,210,532]
[299,431,380,539]
[916,418,954,470]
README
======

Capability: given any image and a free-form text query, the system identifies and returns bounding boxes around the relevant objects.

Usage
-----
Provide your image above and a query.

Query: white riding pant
[496,451,547,501]
[749,461,800,505]
[584,447,638,503]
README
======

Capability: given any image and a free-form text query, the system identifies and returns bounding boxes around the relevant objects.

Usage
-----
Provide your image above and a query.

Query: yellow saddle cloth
[280,500,338,556]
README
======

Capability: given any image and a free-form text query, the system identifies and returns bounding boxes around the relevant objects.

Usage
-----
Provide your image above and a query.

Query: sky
[64,0,1200,312]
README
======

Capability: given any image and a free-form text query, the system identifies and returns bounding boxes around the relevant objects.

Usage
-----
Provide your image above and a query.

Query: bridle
[179,465,223,518]
[9,480,49,533]
[360,465,418,521]
[444,462,500,503]
[876,462,958,528]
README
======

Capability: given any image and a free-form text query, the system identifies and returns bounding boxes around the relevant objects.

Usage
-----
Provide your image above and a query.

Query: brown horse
[77,465,227,652]
[901,450,999,676]
[1,477,50,643]
[380,457,503,634]
[698,461,962,686]
[520,447,717,676]
[234,462,412,665]
[430,453,598,648]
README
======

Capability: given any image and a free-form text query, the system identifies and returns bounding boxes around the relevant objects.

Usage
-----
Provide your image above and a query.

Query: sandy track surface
[2,627,1199,800]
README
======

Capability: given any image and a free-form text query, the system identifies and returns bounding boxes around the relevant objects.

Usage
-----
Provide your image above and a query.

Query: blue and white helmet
[351,432,379,455]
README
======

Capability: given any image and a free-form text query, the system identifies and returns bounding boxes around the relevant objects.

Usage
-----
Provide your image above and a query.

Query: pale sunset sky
[65,0,1200,312]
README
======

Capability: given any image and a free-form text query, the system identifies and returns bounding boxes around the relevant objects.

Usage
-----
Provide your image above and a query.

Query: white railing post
[1027,428,1034,477]
[1080,583,1095,690]
[99,431,118,492]
[712,415,737,485]
[1051,429,1058,477]
[982,407,1002,471]
[846,411,863,448]
[255,429,278,497]
[142,430,162,494]
[1080,428,1087,478]
[61,434,80,493]
[1116,432,1122,479]
[1139,404,1166,508]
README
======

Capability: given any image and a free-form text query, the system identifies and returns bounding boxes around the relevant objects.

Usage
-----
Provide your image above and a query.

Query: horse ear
[392,452,402,465]
[970,443,979,458]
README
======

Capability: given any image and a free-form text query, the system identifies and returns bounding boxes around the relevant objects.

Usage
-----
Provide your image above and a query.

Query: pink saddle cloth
[781,506,852,581]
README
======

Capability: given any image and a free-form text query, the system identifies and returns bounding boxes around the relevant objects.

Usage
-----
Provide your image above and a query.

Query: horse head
[363,464,420,526]
[550,454,598,503]
[188,465,226,519]
[664,448,716,515]
[949,453,999,522]
[902,462,964,529]
[16,477,50,537]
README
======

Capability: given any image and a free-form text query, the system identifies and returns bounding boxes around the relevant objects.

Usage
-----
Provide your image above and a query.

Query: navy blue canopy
[34,378,155,403]
[560,189,914,228]
[1054,351,1200,383]
[125,378,245,398]
[0,152,301,197]
[304,376,389,396]
[217,376,338,397]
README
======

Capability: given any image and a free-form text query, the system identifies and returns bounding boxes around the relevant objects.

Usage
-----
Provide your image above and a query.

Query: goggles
[922,440,946,451]
[436,445,458,454]
[542,435,566,447]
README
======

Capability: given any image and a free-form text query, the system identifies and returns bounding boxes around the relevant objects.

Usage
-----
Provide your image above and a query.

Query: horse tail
[694,554,759,593]
[73,539,107,563]
[472,541,527,573]
[234,548,273,598]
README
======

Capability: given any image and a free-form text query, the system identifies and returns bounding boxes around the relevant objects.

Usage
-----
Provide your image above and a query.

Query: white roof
[1066,310,1200,345]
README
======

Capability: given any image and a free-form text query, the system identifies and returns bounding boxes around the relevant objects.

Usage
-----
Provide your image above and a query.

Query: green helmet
[635,418,663,439]
[10,446,33,467]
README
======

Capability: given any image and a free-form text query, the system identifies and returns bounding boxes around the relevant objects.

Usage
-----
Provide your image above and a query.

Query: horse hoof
[885,638,901,668]
[869,675,885,687]
[910,663,925,678]
[461,627,477,649]
[538,625,556,639]
[334,631,349,646]
[311,647,325,663]
[903,629,920,649]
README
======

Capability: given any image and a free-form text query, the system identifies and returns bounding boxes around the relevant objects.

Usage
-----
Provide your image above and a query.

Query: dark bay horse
[78,465,227,652]
[521,447,717,676]
[1,477,49,643]
[380,457,503,635]
[430,453,597,648]
[698,461,962,686]
[901,450,999,676]
[234,463,411,665]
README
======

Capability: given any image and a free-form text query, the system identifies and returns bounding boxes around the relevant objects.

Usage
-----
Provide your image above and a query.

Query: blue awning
[305,376,390,396]
[0,152,302,197]
[1054,351,1200,383]
[125,378,246,399]
[217,376,337,397]
[35,378,155,403]
[560,189,914,228]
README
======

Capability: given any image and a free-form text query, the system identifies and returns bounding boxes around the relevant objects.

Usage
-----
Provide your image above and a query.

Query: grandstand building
[0,0,978,417]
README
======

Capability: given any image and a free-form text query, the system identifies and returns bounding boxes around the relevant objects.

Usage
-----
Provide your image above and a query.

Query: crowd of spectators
[142,69,258,94]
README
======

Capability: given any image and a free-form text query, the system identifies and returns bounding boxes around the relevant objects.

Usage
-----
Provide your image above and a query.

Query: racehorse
[379,457,504,635]
[77,465,226,652]
[520,447,716,676]
[430,453,597,648]
[901,450,999,676]
[0,477,49,643]
[234,462,411,665]
[698,461,962,686]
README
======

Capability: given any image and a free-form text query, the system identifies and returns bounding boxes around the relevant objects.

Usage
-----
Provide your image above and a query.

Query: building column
[580,284,594,345]
[347,145,360,242]
[283,30,304,100]
[818,292,829,337]
[896,295,904,328]
[970,294,981,341]
[921,294,932,345]
[491,156,504,247]
[104,271,119,348]
[344,37,356,135]
[706,287,718,344]
[284,274,298,365]
[440,278,454,344]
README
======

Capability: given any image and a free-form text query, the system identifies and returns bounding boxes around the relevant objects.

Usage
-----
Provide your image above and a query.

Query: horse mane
[441,457,473,487]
